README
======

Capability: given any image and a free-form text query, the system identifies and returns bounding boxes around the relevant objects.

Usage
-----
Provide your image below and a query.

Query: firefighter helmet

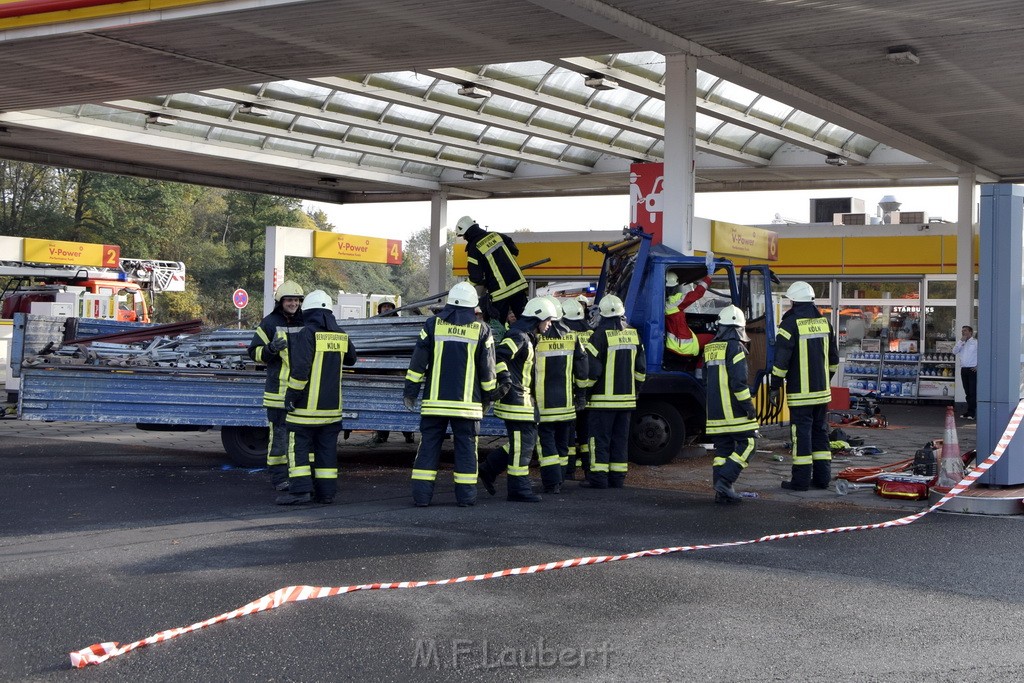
[274,280,304,302]
[785,281,816,302]
[543,295,564,321]
[301,289,332,311]
[561,298,584,321]
[717,305,746,328]
[598,295,625,317]
[523,296,557,322]
[455,216,477,237]
[665,272,679,288]
[447,281,479,308]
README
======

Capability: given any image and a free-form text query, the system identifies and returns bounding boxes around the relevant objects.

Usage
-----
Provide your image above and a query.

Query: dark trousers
[537,420,571,489]
[566,409,590,479]
[492,290,528,325]
[288,422,341,499]
[961,366,977,418]
[411,416,479,506]
[711,431,756,486]
[588,409,632,487]
[788,403,831,487]
[481,419,538,498]
[266,407,291,487]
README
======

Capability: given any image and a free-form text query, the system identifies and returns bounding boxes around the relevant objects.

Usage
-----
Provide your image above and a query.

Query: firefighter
[581,294,646,489]
[665,271,712,358]
[704,305,759,504]
[768,281,839,491]
[533,296,588,494]
[456,216,528,325]
[555,297,593,480]
[404,282,498,508]
[479,296,558,502]
[276,290,358,505]
[247,280,304,492]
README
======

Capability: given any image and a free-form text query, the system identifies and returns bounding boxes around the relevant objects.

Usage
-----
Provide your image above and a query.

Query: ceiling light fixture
[825,154,848,167]
[145,113,177,127]
[463,171,485,181]
[584,75,618,91]
[238,104,271,117]
[457,84,492,99]
[885,46,920,65]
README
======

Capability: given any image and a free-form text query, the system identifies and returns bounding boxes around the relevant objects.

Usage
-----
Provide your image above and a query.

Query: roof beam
[104,98,515,179]
[2,109,443,192]
[423,67,768,167]
[555,57,870,164]
[306,76,653,167]
[210,85,595,175]
[529,0,996,180]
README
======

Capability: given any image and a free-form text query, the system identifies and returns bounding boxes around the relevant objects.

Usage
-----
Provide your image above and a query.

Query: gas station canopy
[1,0,1021,203]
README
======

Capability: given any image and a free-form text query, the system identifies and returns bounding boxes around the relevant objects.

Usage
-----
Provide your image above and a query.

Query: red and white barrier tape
[70,402,1024,669]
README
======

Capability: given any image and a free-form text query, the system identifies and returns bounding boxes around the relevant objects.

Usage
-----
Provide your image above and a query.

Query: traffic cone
[935,405,965,491]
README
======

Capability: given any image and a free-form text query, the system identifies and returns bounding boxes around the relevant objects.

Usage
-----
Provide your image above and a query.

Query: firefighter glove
[285,389,301,412]
[574,391,588,411]
[492,382,511,402]
[403,396,417,412]
[768,388,781,410]
[268,336,287,353]
[744,404,757,420]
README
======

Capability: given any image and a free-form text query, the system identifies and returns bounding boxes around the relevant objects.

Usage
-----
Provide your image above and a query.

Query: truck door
[739,265,779,420]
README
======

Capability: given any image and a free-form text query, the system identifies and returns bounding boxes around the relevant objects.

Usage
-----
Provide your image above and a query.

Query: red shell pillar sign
[629,162,665,244]
[313,231,403,265]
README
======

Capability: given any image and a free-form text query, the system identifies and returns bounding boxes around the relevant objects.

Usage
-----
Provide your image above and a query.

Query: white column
[429,193,448,294]
[662,53,697,255]
[954,170,977,403]
[263,225,316,315]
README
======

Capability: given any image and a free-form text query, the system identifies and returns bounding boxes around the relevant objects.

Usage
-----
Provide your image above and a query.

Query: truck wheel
[221,426,269,468]
[629,400,686,466]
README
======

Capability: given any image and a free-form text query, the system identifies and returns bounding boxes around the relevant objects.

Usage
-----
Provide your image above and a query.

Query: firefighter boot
[811,460,832,490]
[579,472,609,489]
[714,461,743,503]
[507,475,541,502]
[781,465,812,491]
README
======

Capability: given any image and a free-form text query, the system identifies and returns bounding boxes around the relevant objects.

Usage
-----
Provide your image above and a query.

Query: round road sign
[232,288,249,309]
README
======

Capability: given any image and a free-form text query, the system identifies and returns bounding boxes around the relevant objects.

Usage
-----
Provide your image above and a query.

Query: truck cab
[593,229,777,465]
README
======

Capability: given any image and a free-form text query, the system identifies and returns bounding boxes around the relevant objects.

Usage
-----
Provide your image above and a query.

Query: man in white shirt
[952,325,978,420]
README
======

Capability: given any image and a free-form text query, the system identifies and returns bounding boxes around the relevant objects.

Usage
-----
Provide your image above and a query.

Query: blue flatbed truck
[13,229,777,468]
[591,228,778,465]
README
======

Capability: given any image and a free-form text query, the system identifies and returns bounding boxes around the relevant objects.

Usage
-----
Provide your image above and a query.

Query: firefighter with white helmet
[532,296,589,493]
[456,215,528,326]
[276,290,358,505]
[769,281,839,491]
[704,305,758,503]
[404,281,498,507]
[560,296,594,479]
[579,294,646,489]
[479,296,557,502]
[247,280,305,492]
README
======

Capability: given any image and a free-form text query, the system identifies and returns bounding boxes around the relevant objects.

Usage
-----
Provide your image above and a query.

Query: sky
[307,185,963,244]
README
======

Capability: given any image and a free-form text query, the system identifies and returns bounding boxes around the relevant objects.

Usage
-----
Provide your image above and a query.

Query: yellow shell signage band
[0,0,222,31]
[313,231,402,265]
[23,237,120,268]
[711,221,778,261]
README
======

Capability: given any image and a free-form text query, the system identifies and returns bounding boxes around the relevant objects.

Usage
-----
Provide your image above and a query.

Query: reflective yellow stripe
[538,454,560,467]
[290,466,312,477]
[609,462,628,473]
[406,369,424,383]
[314,468,338,479]
[453,472,477,484]
[411,469,437,481]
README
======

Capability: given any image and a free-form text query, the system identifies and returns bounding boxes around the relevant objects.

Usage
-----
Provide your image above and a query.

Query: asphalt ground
[1,405,1022,682]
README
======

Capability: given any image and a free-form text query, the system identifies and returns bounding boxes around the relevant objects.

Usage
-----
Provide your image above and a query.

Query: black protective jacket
[247,306,304,408]
[285,309,357,426]
[703,325,758,434]
[464,225,528,303]
[494,316,540,421]
[584,316,647,410]
[770,301,839,407]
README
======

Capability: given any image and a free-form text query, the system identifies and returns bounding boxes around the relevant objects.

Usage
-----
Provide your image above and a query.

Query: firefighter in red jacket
[665,271,712,358]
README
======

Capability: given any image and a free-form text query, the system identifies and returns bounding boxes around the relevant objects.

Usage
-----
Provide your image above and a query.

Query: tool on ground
[835,480,874,495]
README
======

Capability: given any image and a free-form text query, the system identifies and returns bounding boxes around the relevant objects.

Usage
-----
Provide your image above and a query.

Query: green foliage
[0,162,447,327]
